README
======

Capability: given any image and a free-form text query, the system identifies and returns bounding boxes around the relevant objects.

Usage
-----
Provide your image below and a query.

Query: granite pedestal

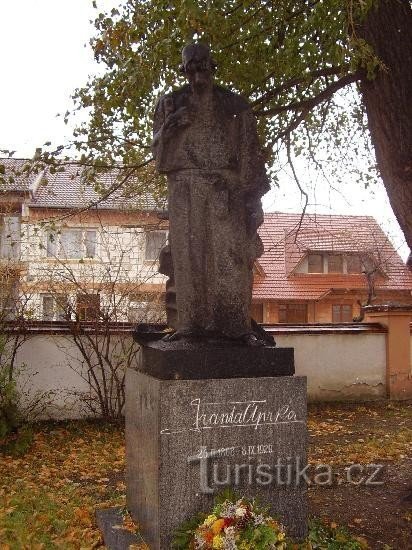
[126,340,307,549]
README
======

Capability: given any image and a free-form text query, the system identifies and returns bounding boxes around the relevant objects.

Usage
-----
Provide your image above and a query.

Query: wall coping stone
[2,320,388,336]
[263,323,387,335]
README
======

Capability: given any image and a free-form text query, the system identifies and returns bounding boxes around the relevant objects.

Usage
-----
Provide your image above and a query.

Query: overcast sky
[0,0,408,260]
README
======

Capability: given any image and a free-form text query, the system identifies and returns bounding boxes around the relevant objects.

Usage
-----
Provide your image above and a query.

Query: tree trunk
[358,0,412,256]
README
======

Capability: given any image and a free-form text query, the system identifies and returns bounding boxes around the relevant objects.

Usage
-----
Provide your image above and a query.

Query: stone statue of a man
[153,43,269,344]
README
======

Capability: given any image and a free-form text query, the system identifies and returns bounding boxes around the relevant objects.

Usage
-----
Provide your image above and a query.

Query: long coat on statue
[152,84,269,339]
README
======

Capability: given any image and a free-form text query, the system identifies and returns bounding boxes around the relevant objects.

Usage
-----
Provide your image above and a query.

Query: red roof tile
[254,212,412,300]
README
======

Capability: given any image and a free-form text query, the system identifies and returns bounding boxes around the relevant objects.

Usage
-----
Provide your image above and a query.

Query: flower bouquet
[172,497,287,549]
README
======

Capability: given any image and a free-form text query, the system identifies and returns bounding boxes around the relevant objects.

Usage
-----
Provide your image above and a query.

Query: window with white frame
[0,216,21,259]
[46,228,97,259]
[144,230,167,261]
[42,294,69,321]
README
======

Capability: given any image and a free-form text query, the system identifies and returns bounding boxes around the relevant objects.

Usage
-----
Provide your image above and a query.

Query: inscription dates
[242,444,274,456]
[191,443,274,461]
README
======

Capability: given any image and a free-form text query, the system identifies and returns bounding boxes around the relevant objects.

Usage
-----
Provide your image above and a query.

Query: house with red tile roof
[253,212,412,323]
[1,159,411,324]
[0,159,167,322]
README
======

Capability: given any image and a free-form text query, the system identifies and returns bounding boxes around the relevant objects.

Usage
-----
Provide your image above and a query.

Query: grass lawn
[0,402,411,549]
[0,422,125,549]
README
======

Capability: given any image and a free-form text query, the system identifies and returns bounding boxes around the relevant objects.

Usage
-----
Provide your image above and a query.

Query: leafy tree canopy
[68,0,381,191]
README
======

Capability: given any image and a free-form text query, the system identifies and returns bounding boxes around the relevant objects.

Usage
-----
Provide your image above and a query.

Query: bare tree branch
[285,137,308,241]
[255,71,362,117]
[251,66,349,107]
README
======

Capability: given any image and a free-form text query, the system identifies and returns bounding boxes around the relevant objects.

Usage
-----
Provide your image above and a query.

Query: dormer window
[308,253,324,273]
[304,253,364,275]
[347,255,362,273]
[328,254,343,273]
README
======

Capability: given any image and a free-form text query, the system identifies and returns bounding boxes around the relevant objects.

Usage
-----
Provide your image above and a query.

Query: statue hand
[164,106,193,132]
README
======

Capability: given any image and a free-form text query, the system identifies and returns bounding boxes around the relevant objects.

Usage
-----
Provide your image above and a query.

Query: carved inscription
[161,397,303,435]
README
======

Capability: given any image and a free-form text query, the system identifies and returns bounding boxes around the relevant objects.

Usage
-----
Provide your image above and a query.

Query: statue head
[180,43,216,92]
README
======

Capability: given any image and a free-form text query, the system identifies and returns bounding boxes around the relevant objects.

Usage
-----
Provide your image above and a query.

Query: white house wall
[19,220,166,320]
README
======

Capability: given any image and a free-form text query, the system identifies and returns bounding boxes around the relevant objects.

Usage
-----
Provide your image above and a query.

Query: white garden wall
[15,329,137,420]
[11,324,390,420]
[274,332,386,401]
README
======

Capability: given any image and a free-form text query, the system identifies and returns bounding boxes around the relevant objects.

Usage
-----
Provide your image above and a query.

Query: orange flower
[211,519,226,534]
[204,530,214,543]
